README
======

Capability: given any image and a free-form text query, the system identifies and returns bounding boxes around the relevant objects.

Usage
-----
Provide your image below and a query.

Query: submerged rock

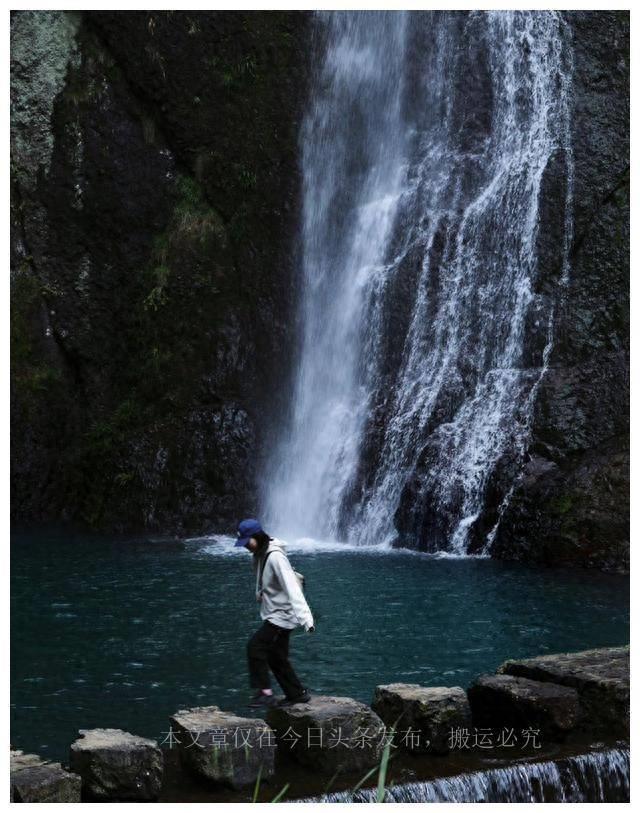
[69,727,163,801]
[10,748,81,803]
[468,674,581,741]
[266,695,385,774]
[497,645,630,737]
[169,705,275,790]
[371,684,471,754]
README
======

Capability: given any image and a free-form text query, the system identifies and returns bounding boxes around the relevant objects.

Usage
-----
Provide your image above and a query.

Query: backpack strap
[258,550,275,591]
[258,549,301,592]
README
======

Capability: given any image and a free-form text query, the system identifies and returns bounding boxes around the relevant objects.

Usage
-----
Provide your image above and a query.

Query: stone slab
[372,684,472,754]
[169,705,275,790]
[10,748,82,803]
[69,727,163,800]
[468,673,581,740]
[266,695,385,775]
[497,646,629,737]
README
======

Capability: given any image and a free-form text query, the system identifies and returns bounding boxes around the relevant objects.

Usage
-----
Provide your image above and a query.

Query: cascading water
[294,748,630,804]
[263,11,411,541]
[263,11,573,552]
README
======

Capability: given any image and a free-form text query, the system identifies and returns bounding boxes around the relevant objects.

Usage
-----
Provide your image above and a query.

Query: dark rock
[265,695,385,775]
[10,10,310,535]
[11,748,82,803]
[372,684,471,754]
[495,12,629,571]
[10,10,629,568]
[169,705,275,790]
[69,727,163,801]
[491,438,629,571]
[496,645,629,738]
[468,674,581,741]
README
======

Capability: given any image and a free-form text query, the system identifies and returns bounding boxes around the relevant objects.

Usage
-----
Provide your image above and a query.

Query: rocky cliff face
[492,12,629,572]
[11,10,309,534]
[11,11,628,571]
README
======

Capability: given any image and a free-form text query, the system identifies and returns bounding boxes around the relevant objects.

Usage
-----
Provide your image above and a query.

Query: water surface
[11,532,629,763]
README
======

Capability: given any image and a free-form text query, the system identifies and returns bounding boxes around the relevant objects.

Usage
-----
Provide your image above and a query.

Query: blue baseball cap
[235,518,263,547]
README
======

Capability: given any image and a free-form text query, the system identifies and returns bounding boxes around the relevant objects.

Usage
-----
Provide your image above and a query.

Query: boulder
[372,684,472,754]
[169,705,275,790]
[497,645,629,737]
[69,727,163,801]
[266,695,385,775]
[10,748,81,802]
[468,674,581,741]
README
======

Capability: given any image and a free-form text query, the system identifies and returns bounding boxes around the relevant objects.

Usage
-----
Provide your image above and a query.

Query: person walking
[235,518,315,709]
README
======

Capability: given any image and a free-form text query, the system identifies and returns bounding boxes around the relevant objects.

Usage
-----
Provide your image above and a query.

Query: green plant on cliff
[549,493,574,515]
[174,175,226,239]
[143,264,171,311]
[11,267,65,404]
[143,174,225,312]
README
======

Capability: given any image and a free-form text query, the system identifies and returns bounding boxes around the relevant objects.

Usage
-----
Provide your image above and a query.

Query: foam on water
[191,533,481,559]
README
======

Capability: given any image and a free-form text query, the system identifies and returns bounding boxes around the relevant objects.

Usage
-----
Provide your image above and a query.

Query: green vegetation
[143,173,225,311]
[549,493,574,515]
[270,783,290,803]
[251,715,402,803]
[143,264,171,311]
[10,266,65,405]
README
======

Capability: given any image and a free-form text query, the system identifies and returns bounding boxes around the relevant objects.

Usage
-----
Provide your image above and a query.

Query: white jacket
[255,538,314,631]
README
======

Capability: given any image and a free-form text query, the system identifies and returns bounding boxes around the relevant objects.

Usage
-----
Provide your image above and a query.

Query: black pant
[247,620,306,699]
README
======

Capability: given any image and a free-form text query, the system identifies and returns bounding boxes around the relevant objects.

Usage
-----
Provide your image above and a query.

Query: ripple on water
[12,533,629,766]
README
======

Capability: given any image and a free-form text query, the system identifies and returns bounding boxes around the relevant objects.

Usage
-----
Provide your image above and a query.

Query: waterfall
[263,11,573,552]
[293,747,630,804]
[263,11,410,541]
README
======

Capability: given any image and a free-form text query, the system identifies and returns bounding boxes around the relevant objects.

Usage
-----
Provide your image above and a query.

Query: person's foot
[247,690,279,709]
[277,690,312,707]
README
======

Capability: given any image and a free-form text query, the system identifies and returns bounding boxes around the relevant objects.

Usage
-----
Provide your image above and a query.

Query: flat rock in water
[497,646,629,736]
[372,684,472,754]
[266,695,385,774]
[10,748,82,803]
[468,674,581,741]
[69,727,163,801]
[169,705,275,790]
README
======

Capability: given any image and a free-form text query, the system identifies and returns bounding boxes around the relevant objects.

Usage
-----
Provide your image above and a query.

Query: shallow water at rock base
[11,532,628,789]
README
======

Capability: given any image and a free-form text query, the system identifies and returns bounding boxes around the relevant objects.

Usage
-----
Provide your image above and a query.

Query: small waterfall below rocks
[264,11,573,552]
[294,747,629,804]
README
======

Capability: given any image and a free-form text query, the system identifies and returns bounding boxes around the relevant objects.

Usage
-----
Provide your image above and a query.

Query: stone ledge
[372,684,471,754]
[468,674,581,740]
[266,695,385,774]
[10,748,82,803]
[169,705,275,790]
[69,727,163,801]
[496,646,629,737]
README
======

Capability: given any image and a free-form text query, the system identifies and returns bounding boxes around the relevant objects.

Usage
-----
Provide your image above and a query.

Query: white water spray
[264,12,573,552]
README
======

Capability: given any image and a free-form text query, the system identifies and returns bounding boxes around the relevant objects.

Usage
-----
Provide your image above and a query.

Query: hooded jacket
[254,538,314,631]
